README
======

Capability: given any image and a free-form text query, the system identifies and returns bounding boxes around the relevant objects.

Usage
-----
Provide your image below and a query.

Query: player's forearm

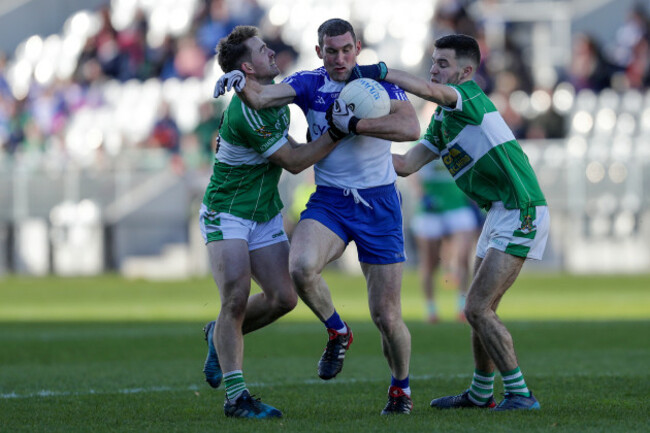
[239,82,294,110]
[392,143,437,176]
[283,134,337,174]
[354,103,420,142]
[385,69,456,107]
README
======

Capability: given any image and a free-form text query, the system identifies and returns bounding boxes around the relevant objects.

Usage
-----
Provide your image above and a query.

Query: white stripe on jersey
[217,138,267,165]
[240,101,263,130]
[442,111,515,180]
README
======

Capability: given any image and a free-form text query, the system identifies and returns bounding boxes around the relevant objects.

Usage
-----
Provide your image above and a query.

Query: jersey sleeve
[445,83,483,126]
[238,104,290,158]
[420,109,442,156]
[281,71,317,114]
[381,82,409,101]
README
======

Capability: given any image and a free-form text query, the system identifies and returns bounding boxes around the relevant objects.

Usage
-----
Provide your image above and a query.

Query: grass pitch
[0,271,649,432]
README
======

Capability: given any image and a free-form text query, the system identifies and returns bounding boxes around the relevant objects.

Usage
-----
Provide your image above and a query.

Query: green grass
[0,271,649,432]
[1,271,649,321]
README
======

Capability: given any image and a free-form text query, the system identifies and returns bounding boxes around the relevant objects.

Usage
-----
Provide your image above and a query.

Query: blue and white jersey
[282,67,409,189]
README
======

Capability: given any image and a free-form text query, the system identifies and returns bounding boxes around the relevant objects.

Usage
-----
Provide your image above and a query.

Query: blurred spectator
[192,100,223,163]
[92,5,122,79]
[229,0,265,28]
[173,36,207,79]
[2,98,28,154]
[146,35,178,80]
[625,31,650,89]
[568,33,620,92]
[0,52,10,98]
[612,4,649,70]
[148,102,180,155]
[196,0,234,57]
[115,10,149,81]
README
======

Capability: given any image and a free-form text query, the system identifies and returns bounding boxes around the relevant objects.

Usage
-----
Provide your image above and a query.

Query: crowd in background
[0,0,649,171]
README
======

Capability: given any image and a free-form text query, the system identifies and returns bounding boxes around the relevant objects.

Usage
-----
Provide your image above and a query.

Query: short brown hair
[216,25,259,72]
[317,18,356,47]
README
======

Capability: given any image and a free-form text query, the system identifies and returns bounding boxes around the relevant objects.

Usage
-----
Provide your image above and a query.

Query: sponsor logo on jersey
[442,144,473,176]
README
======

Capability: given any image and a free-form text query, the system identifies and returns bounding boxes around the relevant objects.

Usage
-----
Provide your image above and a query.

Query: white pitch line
[0,373,459,400]
[2,371,620,400]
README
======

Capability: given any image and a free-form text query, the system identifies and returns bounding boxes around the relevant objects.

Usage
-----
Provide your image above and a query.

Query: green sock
[223,370,247,402]
[502,366,531,397]
[468,369,495,405]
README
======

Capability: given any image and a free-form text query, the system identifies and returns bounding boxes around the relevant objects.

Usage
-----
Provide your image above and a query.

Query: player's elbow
[395,167,414,177]
[406,124,421,141]
[285,165,303,175]
[392,155,414,177]
[402,119,421,141]
[282,161,308,174]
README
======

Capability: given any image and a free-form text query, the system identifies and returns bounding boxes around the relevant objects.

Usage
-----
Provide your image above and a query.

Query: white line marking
[0,372,624,400]
[0,373,461,400]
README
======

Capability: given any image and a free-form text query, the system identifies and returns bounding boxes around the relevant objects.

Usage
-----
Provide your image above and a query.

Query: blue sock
[323,311,346,333]
[391,375,411,396]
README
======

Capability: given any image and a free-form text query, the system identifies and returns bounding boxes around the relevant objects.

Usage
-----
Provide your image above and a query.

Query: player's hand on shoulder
[213,70,246,98]
[326,98,359,138]
[347,61,388,83]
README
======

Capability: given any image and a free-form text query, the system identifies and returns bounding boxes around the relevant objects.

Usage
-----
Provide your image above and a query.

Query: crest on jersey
[255,126,272,138]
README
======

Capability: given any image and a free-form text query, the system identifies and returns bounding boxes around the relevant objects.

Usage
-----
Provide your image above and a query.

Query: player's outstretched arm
[350,62,458,108]
[238,81,296,110]
[268,129,344,174]
[213,70,296,110]
[392,142,438,177]
[384,68,458,108]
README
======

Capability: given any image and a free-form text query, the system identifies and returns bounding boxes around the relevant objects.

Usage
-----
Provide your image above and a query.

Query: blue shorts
[300,184,406,264]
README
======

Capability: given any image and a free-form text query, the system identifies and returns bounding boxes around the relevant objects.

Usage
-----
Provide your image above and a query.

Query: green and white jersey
[202,94,290,222]
[417,158,471,213]
[421,80,546,211]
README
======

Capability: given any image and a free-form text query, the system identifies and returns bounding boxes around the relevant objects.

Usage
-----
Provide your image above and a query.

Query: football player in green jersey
[358,34,549,411]
[200,26,345,419]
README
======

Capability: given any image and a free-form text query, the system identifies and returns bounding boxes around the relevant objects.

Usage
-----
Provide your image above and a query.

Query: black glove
[347,61,388,83]
[326,99,359,139]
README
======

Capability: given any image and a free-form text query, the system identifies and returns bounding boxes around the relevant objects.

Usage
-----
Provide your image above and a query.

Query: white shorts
[476,202,549,260]
[411,207,479,239]
[199,203,288,251]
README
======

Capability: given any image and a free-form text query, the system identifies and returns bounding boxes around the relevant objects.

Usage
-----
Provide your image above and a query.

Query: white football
[338,78,390,119]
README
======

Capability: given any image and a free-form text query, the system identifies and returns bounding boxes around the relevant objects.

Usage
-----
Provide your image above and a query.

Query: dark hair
[317,18,356,47]
[434,34,481,67]
[216,25,259,72]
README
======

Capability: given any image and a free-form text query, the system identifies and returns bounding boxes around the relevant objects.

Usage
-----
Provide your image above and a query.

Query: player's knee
[463,303,487,327]
[289,257,318,288]
[370,308,401,335]
[220,293,249,318]
[273,289,298,314]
